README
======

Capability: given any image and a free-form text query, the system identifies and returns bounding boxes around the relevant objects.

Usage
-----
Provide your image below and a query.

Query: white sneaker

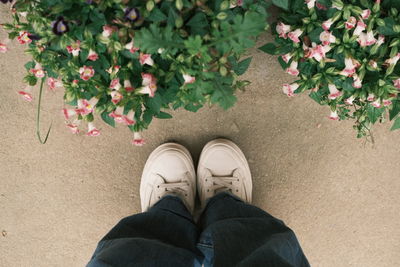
[140,143,196,213]
[197,139,252,208]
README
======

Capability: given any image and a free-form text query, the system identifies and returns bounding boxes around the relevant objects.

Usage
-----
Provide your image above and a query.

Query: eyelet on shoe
[236,189,239,192]
[207,189,209,192]
[237,179,239,181]
[158,196,160,199]
[205,178,208,181]
[185,194,187,196]
[157,185,160,188]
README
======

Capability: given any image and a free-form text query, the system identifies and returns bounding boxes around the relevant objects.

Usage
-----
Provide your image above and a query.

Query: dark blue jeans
[87,193,309,267]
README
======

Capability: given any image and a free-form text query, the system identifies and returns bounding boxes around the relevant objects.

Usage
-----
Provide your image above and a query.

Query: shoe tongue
[208,168,236,177]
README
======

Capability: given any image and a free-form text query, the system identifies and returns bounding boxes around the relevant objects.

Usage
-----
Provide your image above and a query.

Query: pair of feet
[140,139,253,213]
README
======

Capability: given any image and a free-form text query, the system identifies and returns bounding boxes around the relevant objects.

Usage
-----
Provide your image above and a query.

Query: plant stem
[36,76,52,144]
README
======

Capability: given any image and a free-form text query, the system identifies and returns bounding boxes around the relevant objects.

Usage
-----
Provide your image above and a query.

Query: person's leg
[196,139,309,267]
[88,143,202,267]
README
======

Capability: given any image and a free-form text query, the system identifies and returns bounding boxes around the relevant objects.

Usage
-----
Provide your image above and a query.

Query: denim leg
[197,193,310,267]
[87,196,203,267]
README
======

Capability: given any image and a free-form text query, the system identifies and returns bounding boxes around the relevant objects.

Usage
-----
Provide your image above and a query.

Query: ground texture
[1,6,400,267]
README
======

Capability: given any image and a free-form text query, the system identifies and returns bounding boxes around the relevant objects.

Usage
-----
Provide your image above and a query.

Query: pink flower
[125,40,139,53]
[316,2,327,10]
[124,80,134,92]
[281,53,292,63]
[340,58,357,76]
[328,84,342,100]
[319,31,336,45]
[361,9,371,20]
[352,75,362,88]
[286,61,299,76]
[383,99,392,106]
[288,29,303,43]
[77,97,98,115]
[102,25,115,38]
[345,17,357,29]
[322,19,334,31]
[47,77,62,91]
[139,53,154,66]
[86,122,100,137]
[393,78,400,89]
[372,100,381,108]
[282,83,299,97]
[79,66,95,81]
[62,108,79,120]
[109,106,126,124]
[66,120,81,134]
[17,31,32,44]
[276,22,291,39]
[107,65,121,75]
[367,93,376,102]
[385,53,400,66]
[109,78,121,90]
[345,96,355,105]
[30,63,45,78]
[0,38,10,53]
[353,21,366,36]
[357,31,376,47]
[369,60,378,69]
[87,49,99,61]
[18,85,33,102]
[110,90,123,104]
[307,44,331,62]
[329,110,339,121]
[123,110,136,126]
[376,35,385,46]
[183,73,196,84]
[132,132,145,146]
[305,0,316,9]
[139,73,157,97]
[109,106,135,125]
[66,41,81,57]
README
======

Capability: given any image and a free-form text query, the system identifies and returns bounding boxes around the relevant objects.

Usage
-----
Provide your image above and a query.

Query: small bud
[146,0,155,11]
[219,57,227,64]
[217,12,227,20]
[220,0,229,10]
[390,8,398,16]
[376,18,385,26]
[394,25,400,33]
[332,0,344,9]
[176,0,183,11]
[219,66,228,76]
[175,16,183,28]
[351,6,363,16]
[302,17,311,24]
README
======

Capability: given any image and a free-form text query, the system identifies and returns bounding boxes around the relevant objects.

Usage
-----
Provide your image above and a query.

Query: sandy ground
[1,6,400,267]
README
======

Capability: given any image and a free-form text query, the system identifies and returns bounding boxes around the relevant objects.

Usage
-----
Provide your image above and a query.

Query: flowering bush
[261,0,400,137]
[0,0,269,145]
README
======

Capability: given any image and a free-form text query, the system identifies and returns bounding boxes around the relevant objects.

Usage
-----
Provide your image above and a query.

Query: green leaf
[367,104,384,124]
[389,100,400,120]
[147,8,167,22]
[258,43,277,55]
[145,94,162,113]
[101,111,115,127]
[390,117,400,131]
[135,24,183,54]
[211,78,237,110]
[24,61,36,70]
[234,57,252,75]
[155,111,173,119]
[377,18,397,36]
[272,0,289,10]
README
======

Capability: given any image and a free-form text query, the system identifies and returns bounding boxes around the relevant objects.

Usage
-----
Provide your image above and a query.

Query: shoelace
[155,176,190,200]
[205,176,240,194]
